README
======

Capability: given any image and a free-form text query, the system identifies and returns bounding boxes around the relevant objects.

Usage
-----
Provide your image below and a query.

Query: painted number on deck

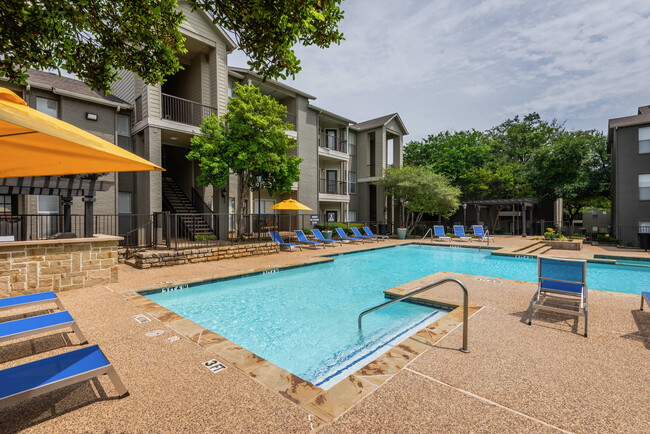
[161,284,189,293]
[262,269,279,275]
[203,359,227,373]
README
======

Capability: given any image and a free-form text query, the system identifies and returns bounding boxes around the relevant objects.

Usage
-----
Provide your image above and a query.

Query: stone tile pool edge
[124,261,481,424]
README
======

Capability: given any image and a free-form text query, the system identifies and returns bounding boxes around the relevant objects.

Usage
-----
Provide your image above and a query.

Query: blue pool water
[144,245,649,388]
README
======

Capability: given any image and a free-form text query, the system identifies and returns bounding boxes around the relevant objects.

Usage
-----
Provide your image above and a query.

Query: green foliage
[0,0,185,92]
[187,84,302,239]
[190,0,344,80]
[300,227,312,235]
[405,113,611,225]
[195,234,217,241]
[314,222,348,234]
[543,228,566,241]
[374,166,460,235]
[1,1,345,92]
[595,234,620,245]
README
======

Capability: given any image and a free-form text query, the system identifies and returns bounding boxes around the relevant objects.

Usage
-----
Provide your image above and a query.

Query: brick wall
[132,242,279,269]
[0,235,121,296]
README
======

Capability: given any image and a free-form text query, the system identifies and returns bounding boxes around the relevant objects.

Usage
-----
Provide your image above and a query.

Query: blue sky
[228,0,650,142]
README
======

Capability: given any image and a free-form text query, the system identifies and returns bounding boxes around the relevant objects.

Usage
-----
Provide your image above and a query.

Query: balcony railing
[367,163,376,177]
[318,133,347,153]
[319,178,348,195]
[161,93,218,127]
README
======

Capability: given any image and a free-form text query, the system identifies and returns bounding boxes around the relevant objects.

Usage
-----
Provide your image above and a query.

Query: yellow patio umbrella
[267,199,312,241]
[0,88,163,178]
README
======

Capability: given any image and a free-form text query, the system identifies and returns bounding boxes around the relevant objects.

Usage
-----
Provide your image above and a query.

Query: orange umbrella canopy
[267,198,312,211]
[0,88,162,178]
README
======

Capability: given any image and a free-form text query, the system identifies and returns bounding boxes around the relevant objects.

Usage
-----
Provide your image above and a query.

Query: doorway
[326,170,337,194]
[325,129,337,150]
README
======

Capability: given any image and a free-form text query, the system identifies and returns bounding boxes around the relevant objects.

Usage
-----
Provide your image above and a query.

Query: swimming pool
[143,245,649,388]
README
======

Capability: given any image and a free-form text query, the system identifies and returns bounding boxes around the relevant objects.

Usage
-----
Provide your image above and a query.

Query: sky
[228,0,650,143]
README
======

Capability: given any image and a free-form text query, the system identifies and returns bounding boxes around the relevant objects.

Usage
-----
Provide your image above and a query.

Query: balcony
[318,133,347,154]
[283,112,297,131]
[319,178,347,195]
[161,93,218,127]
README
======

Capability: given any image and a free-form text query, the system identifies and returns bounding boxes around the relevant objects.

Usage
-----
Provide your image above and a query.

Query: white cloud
[228,0,650,140]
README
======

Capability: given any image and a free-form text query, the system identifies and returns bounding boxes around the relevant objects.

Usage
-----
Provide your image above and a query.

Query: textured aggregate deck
[0,236,648,432]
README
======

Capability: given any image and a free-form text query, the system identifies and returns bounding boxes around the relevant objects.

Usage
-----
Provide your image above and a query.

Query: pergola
[464,198,538,236]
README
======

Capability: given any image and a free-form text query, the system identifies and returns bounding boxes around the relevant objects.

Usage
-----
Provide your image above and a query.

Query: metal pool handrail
[357,278,470,353]
[419,227,433,246]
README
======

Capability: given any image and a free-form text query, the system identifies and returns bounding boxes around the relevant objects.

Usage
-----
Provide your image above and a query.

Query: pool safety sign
[203,359,227,374]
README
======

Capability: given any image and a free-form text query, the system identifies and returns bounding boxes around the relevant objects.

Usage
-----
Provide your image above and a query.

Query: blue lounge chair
[641,291,649,311]
[335,227,365,243]
[351,227,377,241]
[0,291,64,313]
[0,344,128,409]
[312,229,342,245]
[363,226,388,241]
[472,225,494,242]
[453,225,472,242]
[0,311,87,345]
[433,225,450,242]
[528,256,588,337]
[294,230,325,249]
[269,231,301,251]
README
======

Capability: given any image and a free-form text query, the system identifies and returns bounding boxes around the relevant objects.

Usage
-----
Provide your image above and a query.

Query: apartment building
[228,68,408,229]
[607,105,650,238]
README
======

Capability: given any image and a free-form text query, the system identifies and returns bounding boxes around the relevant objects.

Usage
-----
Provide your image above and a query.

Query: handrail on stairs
[358,277,470,353]
[419,227,433,246]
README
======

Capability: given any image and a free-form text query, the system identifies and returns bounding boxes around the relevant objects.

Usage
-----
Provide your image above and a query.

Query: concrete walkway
[0,236,648,432]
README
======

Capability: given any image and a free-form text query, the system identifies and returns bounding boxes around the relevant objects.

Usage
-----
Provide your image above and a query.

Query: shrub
[300,227,312,235]
[195,234,217,241]
[543,228,567,241]
[595,234,620,245]
[315,222,350,234]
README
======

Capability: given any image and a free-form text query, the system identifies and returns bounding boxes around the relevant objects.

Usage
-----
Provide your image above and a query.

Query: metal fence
[161,93,218,127]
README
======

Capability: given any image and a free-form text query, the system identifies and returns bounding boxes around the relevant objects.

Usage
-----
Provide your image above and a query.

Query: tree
[374,166,460,235]
[187,83,302,240]
[0,1,344,92]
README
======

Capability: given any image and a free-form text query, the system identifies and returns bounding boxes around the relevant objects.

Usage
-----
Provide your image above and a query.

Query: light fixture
[221,189,227,199]
[170,136,178,141]
[86,112,98,121]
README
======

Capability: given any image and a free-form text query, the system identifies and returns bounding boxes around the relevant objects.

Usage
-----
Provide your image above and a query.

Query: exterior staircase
[162,177,215,239]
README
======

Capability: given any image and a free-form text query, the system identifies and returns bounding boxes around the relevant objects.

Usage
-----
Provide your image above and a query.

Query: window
[36,97,58,118]
[38,196,59,214]
[253,199,276,214]
[348,171,357,194]
[640,222,650,234]
[640,127,650,154]
[387,138,394,167]
[592,213,598,219]
[348,210,357,222]
[640,174,650,200]
[0,195,12,215]
[228,80,236,99]
[37,196,59,239]
[117,114,131,151]
[348,132,356,155]
[118,192,132,214]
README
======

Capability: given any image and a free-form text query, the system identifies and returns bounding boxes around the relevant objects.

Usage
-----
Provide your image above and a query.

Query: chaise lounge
[312,229,342,245]
[0,310,87,345]
[453,225,472,242]
[351,227,377,242]
[434,225,451,242]
[363,226,389,241]
[294,230,325,249]
[335,227,366,243]
[0,291,64,313]
[0,344,129,409]
[472,225,494,242]
[269,231,302,251]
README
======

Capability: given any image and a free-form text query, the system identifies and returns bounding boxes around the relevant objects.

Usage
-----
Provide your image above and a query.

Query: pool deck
[0,236,648,432]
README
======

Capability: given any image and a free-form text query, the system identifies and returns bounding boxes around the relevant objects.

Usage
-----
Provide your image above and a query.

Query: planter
[542,240,582,251]
[323,230,333,242]
[397,228,407,239]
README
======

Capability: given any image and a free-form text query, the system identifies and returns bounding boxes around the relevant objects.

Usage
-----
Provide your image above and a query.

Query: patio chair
[269,231,301,251]
[0,344,129,409]
[0,291,64,313]
[0,310,87,345]
[641,291,649,311]
[453,225,472,242]
[472,225,494,242]
[363,226,389,241]
[335,227,365,243]
[433,225,451,242]
[294,230,326,249]
[312,229,343,245]
[351,227,377,242]
[528,256,588,337]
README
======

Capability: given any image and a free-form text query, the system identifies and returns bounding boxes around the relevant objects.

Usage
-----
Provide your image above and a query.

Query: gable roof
[228,67,317,100]
[308,104,356,124]
[8,69,130,108]
[351,113,409,135]
[607,105,650,150]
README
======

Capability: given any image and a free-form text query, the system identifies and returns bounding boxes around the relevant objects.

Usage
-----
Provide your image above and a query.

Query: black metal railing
[367,163,376,177]
[161,93,218,126]
[318,133,347,153]
[318,178,348,195]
